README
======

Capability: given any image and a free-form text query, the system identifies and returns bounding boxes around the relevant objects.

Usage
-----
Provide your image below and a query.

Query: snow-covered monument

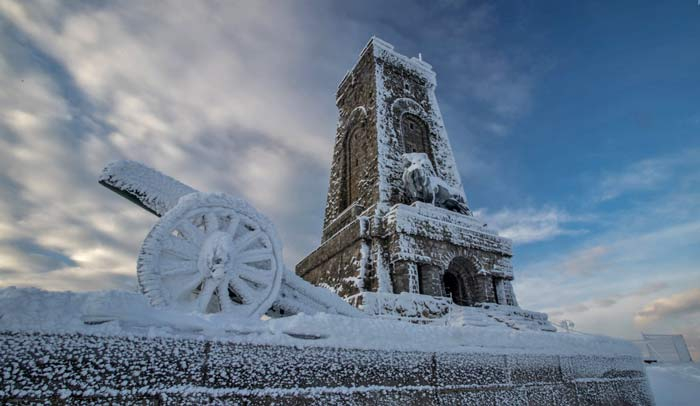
[0,37,655,404]
[297,37,519,317]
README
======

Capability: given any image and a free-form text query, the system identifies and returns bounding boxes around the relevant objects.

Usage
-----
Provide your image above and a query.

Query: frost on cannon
[99,160,361,319]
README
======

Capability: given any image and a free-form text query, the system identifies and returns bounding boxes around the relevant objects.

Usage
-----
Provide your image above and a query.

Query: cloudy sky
[1,1,698,356]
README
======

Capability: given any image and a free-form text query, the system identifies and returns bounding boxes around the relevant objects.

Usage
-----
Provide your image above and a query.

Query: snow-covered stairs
[445,303,557,332]
[445,305,500,329]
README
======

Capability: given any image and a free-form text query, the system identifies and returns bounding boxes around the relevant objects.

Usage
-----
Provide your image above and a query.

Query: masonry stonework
[296,38,519,314]
[1,332,653,405]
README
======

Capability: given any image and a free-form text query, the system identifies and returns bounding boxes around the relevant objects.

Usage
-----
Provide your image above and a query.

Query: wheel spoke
[226,215,241,235]
[204,212,220,234]
[239,263,271,275]
[218,280,235,311]
[238,248,273,264]
[175,274,204,300]
[233,229,262,250]
[197,278,217,312]
[229,275,257,304]
[160,260,197,277]
[239,271,269,288]
[162,235,198,259]
[177,221,205,245]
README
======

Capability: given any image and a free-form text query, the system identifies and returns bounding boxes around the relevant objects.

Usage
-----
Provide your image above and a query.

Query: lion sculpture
[401,153,471,215]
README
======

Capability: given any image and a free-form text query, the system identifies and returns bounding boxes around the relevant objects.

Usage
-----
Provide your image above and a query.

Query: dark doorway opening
[443,271,467,306]
[444,256,491,306]
[492,278,500,304]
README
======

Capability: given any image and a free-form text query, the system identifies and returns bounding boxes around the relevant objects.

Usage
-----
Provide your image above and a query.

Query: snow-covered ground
[2,287,671,403]
[0,287,637,357]
[647,363,700,406]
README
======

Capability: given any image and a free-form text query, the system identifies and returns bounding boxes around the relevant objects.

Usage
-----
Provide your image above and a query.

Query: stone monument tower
[296,37,518,315]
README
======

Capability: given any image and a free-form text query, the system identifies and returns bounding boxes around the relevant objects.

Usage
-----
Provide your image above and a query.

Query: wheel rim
[138,192,283,318]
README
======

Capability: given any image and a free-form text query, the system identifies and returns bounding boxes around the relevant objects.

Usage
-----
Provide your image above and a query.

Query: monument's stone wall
[1,332,653,405]
[297,216,366,298]
[297,37,519,309]
[372,40,464,207]
[323,45,379,241]
[383,203,517,305]
[299,201,521,313]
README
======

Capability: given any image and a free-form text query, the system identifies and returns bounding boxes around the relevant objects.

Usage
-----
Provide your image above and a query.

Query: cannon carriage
[99,160,360,320]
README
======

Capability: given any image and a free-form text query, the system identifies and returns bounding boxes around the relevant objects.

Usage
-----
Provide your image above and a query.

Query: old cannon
[99,160,360,320]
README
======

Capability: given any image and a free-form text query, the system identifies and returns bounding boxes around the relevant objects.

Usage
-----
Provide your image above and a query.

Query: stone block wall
[321,203,364,244]
[419,263,445,296]
[300,201,522,307]
[380,203,518,306]
[323,43,380,236]
[297,216,367,298]
[1,332,654,405]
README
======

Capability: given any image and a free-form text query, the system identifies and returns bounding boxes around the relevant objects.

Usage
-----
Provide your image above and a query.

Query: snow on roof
[338,36,436,92]
[371,37,436,86]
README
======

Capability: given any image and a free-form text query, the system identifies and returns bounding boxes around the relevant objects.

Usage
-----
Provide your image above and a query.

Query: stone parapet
[322,203,366,243]
[360,291,452,319]
[384,203,512,258]
[1,331,654,405]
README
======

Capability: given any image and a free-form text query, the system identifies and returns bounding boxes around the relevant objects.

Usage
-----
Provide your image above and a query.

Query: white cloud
[518,219,700,303]
[0,0,338,289]
[557,245,609,276]
[474,206,587,244]
[634,288,700,361]
[514,199,700,346]
[513,150,700,342]
[547,281,670,318]
[635,288,700,325]
[597,149,700,201]
[1,0,335,162]
[0,60,146,288]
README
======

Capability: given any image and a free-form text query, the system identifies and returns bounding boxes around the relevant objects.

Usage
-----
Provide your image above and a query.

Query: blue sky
[1,1,698,356]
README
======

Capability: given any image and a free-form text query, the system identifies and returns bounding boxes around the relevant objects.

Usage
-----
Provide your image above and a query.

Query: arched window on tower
[341,125,367,210]
[400,114,434,166]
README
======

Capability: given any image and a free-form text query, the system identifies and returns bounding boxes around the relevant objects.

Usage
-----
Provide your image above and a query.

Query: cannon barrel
[99,160,196,217]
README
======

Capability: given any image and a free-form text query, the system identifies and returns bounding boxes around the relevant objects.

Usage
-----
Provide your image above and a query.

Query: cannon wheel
[137,192,283,318]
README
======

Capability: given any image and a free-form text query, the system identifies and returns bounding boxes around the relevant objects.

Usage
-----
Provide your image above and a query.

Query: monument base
[2,331,653,405]
[0,288,654,404]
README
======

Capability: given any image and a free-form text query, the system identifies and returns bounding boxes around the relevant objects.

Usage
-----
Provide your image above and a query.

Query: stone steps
[445,304,557,332]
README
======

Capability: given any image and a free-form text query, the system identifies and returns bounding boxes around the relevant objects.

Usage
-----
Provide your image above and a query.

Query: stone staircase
[358,291,557,332]
[445,303,557,332]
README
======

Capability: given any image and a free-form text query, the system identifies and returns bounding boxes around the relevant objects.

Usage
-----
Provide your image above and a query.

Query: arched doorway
[444,256,484,306]
[443,271,467,306]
